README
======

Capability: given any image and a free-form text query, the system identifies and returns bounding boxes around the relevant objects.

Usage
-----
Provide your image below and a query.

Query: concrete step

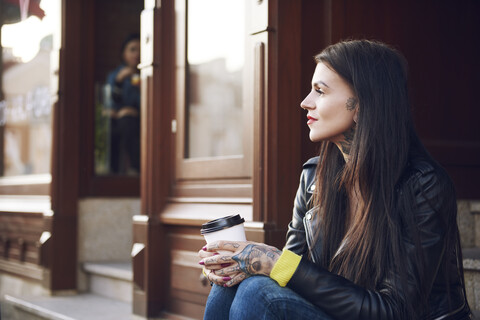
[83,262,132,303]
[457,200,479,249]
[463,247,480,317]
[1,293,145,320]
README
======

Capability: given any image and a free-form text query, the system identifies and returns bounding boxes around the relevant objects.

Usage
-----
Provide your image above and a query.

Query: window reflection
[93,0,143,176]
[0,0,60,176]
[98,34,140,175]
[186,0,245,158]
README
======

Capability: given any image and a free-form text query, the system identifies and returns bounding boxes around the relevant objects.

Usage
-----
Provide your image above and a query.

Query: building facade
[1,0,479,319]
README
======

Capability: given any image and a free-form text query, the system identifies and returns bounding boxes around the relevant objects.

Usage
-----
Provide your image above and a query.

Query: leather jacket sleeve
[285,162,454,320]
[284,168,311,256]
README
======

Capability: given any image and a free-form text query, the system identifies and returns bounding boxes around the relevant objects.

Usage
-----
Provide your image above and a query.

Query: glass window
[185,0,245,159]
[93,1,143,176]
[1,0,60,177]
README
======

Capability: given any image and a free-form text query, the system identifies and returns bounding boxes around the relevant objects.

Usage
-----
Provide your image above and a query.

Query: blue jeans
[204,276,334,320]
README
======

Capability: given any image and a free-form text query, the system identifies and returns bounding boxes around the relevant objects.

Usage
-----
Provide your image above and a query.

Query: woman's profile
[198,40,472,320]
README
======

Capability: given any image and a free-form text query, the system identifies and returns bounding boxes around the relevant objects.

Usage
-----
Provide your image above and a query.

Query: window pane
[93,1,143,176]
[186,0,245,158]
[1,0,61,176]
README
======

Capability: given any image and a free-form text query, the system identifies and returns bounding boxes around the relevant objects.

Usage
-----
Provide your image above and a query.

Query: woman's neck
[334,124,356,162]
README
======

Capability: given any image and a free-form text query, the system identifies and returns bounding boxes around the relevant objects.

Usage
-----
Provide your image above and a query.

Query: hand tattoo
[346,97,358,111]
[232,244,281,276]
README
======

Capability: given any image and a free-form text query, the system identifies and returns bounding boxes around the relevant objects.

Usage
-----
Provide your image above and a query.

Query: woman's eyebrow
[313,80,330,88]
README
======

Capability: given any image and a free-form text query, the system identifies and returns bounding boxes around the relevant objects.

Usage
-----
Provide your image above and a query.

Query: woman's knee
[206,284,237,307]
[204,285,238,320]
[229,276,333,320]
[229,276,280,317]
[236,276,276,298]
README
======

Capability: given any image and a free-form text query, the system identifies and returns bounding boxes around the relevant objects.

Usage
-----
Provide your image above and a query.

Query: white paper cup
[201,214,246,254]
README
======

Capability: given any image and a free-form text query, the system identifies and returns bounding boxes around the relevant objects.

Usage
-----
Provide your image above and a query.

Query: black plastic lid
[200,214,245,235]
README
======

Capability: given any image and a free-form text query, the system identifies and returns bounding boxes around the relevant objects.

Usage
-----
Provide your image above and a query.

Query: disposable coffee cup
[201,214,246,254]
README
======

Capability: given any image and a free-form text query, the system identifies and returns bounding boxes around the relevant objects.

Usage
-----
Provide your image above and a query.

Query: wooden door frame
[45,0,83,292]
[132,0,175,315]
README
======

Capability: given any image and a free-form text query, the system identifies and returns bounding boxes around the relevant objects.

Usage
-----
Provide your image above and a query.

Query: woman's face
[123,39,141,68]
[301,62,358,143]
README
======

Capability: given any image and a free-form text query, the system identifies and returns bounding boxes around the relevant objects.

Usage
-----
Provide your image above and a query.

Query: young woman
[198,40,472,320]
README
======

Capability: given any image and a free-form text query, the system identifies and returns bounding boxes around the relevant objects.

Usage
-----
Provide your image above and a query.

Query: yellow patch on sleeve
[270,249,302,287]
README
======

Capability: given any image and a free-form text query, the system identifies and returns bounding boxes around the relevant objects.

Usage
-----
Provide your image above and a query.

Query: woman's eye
[315,88,324,95]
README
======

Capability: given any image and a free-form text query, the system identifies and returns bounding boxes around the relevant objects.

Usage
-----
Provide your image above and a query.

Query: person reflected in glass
[198,40,472,320]
[106,33,141,174]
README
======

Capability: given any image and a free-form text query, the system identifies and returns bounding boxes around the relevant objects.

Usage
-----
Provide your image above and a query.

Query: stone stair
[464,248,480,319]
[458,200,480,318]
[2,292,141,320]
[83,262,133,303]
[1,262,143,320]
[0,198,151,320]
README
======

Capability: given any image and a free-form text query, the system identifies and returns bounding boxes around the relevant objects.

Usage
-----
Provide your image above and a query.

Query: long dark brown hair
[312,40,460,318]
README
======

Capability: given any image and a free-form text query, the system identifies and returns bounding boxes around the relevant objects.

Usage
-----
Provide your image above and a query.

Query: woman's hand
[198,246,241,287]
[115,66,137,83]
[198,241,282,287]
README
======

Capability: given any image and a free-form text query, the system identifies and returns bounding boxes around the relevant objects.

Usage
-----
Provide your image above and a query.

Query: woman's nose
[300,92,315,110]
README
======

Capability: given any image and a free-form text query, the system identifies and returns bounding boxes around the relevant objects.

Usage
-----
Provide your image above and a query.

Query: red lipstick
[307,115,318,125]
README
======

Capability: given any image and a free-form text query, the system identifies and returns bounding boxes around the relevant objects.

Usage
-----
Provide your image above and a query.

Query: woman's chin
[309,136,323,143]
[309,133,342,144]
[309,131,328,143]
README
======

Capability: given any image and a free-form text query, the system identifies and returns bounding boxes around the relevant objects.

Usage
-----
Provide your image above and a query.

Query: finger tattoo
[223,242,240,249]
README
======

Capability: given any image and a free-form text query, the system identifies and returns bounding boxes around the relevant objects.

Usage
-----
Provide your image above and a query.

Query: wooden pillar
[46,0,82,292]
[132,0,175,316]
[0,1,5,176]
[254,0,304,249]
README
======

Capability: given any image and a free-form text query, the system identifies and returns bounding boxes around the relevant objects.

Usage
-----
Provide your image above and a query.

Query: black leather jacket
[285,157,472,320]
